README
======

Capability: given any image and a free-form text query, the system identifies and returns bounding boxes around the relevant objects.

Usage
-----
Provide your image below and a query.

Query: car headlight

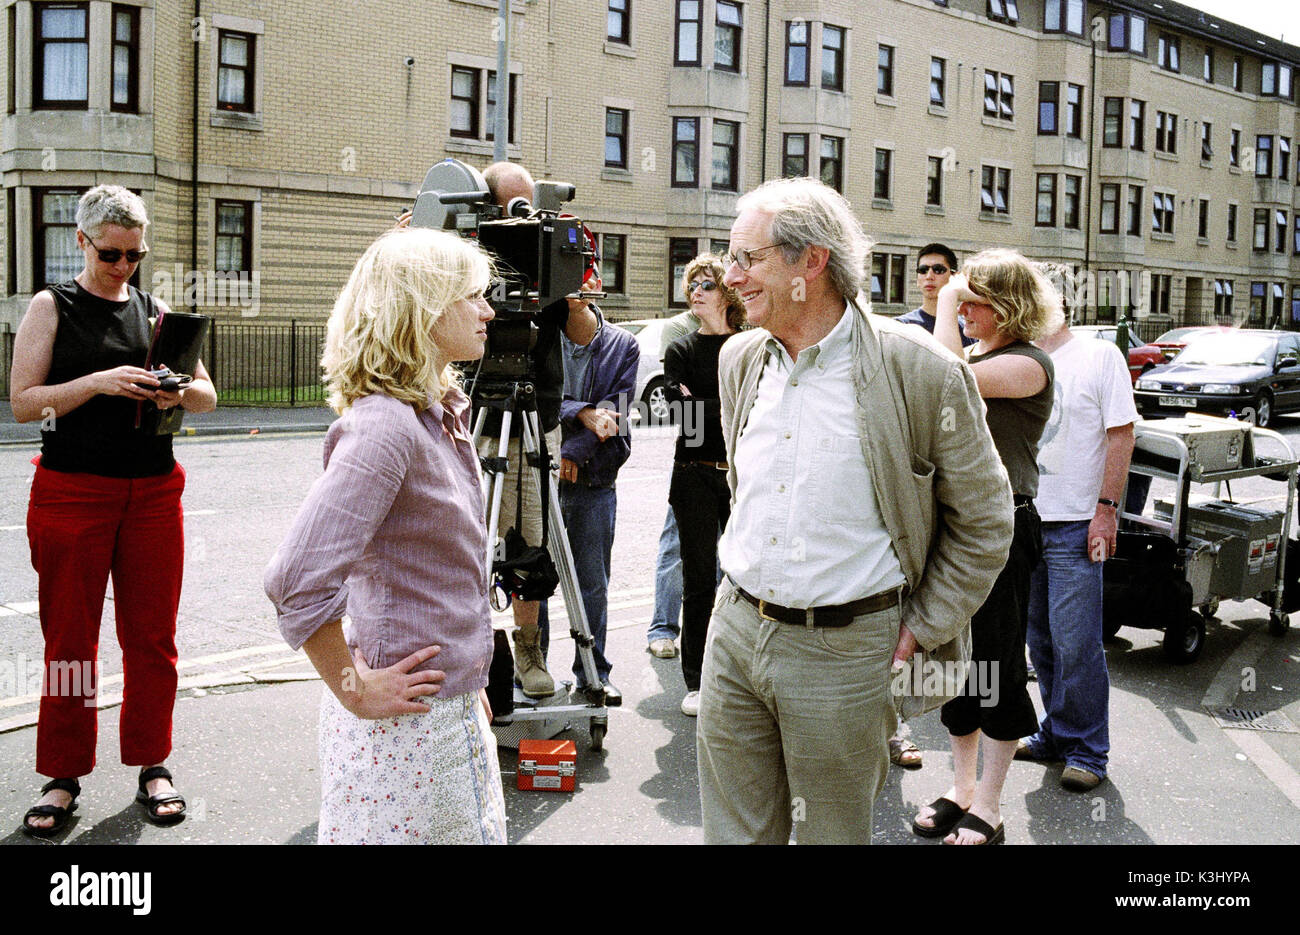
[1136,379,1161,391]
[1202,384,1242,394]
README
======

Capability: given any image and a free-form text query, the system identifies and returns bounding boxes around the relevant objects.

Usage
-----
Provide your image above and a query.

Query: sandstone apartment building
[4,0,1300,341]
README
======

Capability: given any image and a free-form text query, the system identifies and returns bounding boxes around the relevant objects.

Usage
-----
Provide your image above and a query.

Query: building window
[607,0,630,44]
[605,108,628,168]
[980,166,1010,215]
[110,5,138,113]
[1256,135,1273,177]
[672,117,698,187]
[987,0,1019,25]
[930,57,946,106]
[873,148,891,200]
[669,238,696,307]
[927,156,943,207]
[35,3,88,108]
[1065,83,1082,138]
[450,68,478,138]
[1227,203,1238,243]
[1201,122,1213,162]
[1250,282,1266,325]
[1103,97,1122,148]
[1198,198,1209,239]
[1045,0,1083,35]
[816,136,842,192]
[1152,192,1174,235]
[1213,279,1233,318]
[1253,207,1268,251]
[1129,100,1145,151]
[711,119,738,191]
[983,70,1014,120]
[870,253,907,304]
[1038,81,1058,135]
[1262,62,1294,100]
[714,1,741,72]
[782,133,808,177]
[600,233,625,293]
[1155,111,1177,155]
[1108,13,1146,55]
[1230,128,1241,167]
[1035,174,1057,227]
[1279,137,1291,180]
[1063,174,1081,229]
[217,30,255,112]
[784,21,809,85]
[821,24,845,90]
[215,201,252,273]
[1203,47,1214,83]
[1127,185,1143,236]
[1157,34,1180,72]
[484,71,517,144]
[1277,210,1289,255]
[877,45,894,96]
[1232,56,1242,91]
[1151,274,1172,317]
[1100,184,1119,234]
[1295,216,1300,254]
[675,0,701,66]
[35,188,81,287]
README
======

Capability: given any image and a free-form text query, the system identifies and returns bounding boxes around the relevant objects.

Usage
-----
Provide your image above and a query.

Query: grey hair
[735,177,872,300]
[76,185,149,238]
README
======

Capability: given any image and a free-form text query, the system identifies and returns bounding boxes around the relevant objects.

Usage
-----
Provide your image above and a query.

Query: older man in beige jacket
[698,178,1013,844]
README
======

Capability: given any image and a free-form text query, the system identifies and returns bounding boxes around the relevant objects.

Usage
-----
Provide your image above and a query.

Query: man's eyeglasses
[83,233,148,265]
[687,280,718,293]
[916,264,950,275]
[723,243,786,271]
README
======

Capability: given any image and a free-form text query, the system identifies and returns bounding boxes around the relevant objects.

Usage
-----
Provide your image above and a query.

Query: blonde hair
[681,253,746,331]
[322,228,492,414]
[962,248,1064,342]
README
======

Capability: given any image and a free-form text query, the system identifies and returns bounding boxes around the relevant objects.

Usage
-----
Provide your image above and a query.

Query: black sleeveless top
[41,281,175,478]
[966,340,1054,498]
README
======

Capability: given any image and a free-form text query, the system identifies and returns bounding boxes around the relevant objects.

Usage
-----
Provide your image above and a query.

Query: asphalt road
[0,414,1298,845]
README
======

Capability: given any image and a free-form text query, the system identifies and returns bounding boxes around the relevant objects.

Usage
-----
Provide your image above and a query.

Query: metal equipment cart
[1106,415,1297,663]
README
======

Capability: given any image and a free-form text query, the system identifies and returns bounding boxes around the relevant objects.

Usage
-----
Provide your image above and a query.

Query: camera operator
[473,161,595,699]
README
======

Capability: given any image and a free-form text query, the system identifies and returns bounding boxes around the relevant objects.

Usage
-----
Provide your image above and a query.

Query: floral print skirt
[317,687,507,845]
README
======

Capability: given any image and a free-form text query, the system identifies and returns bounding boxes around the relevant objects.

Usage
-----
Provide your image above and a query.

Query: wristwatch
[1097,498,1119,509]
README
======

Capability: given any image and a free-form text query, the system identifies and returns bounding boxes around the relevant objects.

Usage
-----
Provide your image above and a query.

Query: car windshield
[1155,327,1205,344]
[1176,334,1275,366]
[619,323,645,336]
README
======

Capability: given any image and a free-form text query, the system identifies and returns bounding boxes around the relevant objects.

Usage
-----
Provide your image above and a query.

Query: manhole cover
[1204,707,1300,733]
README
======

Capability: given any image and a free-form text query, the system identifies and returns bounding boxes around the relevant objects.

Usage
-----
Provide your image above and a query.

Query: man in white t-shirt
[1020,320,1136,791]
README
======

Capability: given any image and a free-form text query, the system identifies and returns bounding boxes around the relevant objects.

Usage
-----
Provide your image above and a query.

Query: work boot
[513,628,555,698]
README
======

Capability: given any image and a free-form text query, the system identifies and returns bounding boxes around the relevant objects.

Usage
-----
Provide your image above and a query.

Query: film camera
[409,158,592,381]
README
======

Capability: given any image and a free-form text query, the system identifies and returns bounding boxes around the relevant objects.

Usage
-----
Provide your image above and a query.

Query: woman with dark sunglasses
[10,185,216,837]
[664,254,746,717]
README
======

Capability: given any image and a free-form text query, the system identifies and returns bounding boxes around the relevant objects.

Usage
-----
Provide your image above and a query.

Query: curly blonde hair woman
[266,228,507,844]
[681,253,747,332]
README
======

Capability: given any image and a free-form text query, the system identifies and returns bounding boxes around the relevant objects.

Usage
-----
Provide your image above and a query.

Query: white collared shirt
[718,308,906,607]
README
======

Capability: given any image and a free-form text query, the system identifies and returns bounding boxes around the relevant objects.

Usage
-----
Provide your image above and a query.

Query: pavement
[0,401,336,445]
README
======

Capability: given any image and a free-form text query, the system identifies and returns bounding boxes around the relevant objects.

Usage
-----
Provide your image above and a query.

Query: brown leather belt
[675,459,729,471]
[735,584,902,629]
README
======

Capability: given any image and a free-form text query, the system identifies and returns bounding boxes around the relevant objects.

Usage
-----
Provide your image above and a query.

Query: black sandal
[912,796,967,838]
[22,777,81,838]
[136,766,186,826]
[943,812,1005,845]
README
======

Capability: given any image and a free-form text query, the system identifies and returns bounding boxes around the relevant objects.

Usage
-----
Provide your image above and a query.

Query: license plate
[1158,395,1197,407]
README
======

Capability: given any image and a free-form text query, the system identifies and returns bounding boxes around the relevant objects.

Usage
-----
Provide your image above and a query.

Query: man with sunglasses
[696,178,1012,844]
[897,243,975,347]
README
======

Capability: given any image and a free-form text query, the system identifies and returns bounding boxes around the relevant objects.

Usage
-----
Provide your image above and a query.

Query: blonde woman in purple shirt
[265,228,504,844]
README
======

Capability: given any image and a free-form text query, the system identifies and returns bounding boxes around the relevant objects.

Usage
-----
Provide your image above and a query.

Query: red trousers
[26,461,186,778]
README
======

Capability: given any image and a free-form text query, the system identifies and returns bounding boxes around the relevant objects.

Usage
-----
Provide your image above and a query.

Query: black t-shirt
[664,330,732,463]
[966,340,1054,498]
[41,281,175,478]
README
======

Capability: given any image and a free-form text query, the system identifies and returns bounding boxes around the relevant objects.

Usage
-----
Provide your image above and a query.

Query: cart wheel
[589,721,607,752]
[1200,598,1220,619]
[1102,616,1123,640]
[1162,610,1206,664]
[1269,612,1291,636]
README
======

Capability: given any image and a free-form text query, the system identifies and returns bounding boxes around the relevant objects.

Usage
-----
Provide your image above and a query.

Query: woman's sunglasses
[83,233,148,265]
[688,280,718,293]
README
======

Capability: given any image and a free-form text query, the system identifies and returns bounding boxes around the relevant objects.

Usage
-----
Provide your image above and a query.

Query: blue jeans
[1025,520,1110,776]
[647,505,683,642]
[538,483,616,686]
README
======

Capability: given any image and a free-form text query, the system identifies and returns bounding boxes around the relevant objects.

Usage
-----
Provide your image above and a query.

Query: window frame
[873,147,892,201]
[1103,96,1122,148]
[984,69,1014,121]
[1065,83,1083,138]
[110,4,139,114]
[1279,137,1291,180]
[1203,47,1214,83]
[782,132,809,178]
[1038,81,1059,135]
[604,107,629,169]
[1277,209,1289,255]
[926,156,943,207]
[1129,99,1145,152]
[1253,207,1269,251]
[674,0,701,67]
[483,70,518,145]
[784,20,809,86]
[711,118,739,192]
[1100,183,1119,234]
[1035,173,1057,227]
[668,237,697,308]
[1107,13,1146,56]
[713,0,742,73]
[599,232,626,293]
[33,187,82,289]
[449,66,480,139]
[607,0,631,45]
[1227,203,1238,243]
[1201,122,1213,162]
[216,28,256,113]
[877,44,895,97]
[1157,33,1180,73]
[821,24,845,91]
[1127,184,1143,236]
[1256,135,1273,177]
[930,57,946,107]
[1044,0,1084,36]
[820,135,844,193]
[671,116,699,188]
[34,2,89,110]
[1198,198,1210,239]
[987,0,1019,26]
[1152,191,1175,235]
[214,200,253,274]
[1063,174,1081,229]
[1155,111,1177,155]
[980,165,1011,215]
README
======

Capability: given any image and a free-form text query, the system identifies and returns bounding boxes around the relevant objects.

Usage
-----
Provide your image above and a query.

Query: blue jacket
[559,308,640,487]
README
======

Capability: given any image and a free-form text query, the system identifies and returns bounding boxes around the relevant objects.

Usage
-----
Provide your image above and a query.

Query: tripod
[471,380,611,751]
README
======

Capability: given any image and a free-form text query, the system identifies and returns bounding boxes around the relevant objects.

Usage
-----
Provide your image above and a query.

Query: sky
[1175,0,1300,46]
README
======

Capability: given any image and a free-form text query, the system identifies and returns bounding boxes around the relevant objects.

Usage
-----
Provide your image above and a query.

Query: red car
[1152,326,1235,362]
[1070,326,1165,384]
